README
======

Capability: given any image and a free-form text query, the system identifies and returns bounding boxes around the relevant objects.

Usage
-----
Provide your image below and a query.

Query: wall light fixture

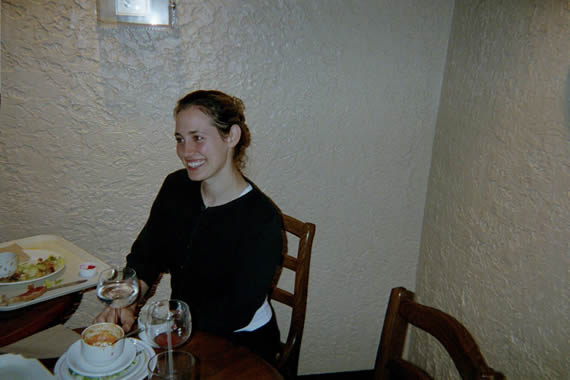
[96,0,176,27]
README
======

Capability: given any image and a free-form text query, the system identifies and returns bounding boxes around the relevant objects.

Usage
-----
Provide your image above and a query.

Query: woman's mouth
[186,160,205,169]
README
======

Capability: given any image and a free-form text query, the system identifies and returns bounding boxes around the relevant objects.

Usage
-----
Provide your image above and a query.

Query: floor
[298,370,373,379]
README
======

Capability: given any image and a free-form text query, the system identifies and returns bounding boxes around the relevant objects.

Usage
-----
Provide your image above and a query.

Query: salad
[0,255,64,282]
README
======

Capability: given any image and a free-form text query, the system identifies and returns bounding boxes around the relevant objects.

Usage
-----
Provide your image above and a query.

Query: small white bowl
[0,252,18,278]
[79,262,97,278]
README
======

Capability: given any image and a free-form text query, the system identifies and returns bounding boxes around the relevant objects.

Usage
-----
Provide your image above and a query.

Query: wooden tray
[0,235,110,311]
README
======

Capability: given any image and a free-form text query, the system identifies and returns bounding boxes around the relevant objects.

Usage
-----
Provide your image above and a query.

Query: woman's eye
[175,137,184,143]
[194,136,204,142]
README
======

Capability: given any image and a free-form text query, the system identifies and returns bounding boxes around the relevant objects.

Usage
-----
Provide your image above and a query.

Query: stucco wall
[0,0,454,374]
[412,1,569,379]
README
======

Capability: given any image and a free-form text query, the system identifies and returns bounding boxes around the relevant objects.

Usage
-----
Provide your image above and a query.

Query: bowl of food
[80,322,125,366]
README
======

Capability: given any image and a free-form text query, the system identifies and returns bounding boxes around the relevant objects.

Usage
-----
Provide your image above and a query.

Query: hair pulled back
[174,90,251,170]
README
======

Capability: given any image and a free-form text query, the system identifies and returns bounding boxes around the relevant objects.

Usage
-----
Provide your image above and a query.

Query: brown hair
[174,90,251,170]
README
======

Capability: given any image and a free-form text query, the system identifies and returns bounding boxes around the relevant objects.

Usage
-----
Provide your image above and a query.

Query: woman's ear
[227,124,241,147]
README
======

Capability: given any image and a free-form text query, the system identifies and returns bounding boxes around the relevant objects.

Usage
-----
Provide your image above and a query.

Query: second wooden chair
[374,287,505,380]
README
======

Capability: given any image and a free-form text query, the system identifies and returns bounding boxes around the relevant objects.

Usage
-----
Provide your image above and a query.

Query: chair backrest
[271,214,316,378]
[374,287,505,380]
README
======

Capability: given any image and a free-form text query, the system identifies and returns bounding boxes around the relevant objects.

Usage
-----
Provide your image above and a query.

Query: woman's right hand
[94,304,138,332]
[93,277,149,332]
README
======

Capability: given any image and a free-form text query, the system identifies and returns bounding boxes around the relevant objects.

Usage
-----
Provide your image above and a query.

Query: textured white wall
[0,0,454,374]
[412,1,569,379]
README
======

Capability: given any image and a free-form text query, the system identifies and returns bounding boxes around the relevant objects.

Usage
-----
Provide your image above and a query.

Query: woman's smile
[186,159,206,169]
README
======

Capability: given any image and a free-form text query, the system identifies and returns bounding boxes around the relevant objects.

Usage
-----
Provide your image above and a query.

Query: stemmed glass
[148,350,197,379]
[145,299,192,380]
[96,267,140,309]
[145,299,191,349]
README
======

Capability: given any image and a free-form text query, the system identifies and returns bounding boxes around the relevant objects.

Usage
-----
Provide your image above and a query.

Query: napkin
[0,354,56,380]
[0,324,80,359]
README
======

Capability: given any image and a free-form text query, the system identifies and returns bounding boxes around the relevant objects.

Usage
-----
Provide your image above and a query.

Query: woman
[95,90,283,360]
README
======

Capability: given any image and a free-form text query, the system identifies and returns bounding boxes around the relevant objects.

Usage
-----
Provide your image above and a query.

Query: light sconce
[96,0,176,27]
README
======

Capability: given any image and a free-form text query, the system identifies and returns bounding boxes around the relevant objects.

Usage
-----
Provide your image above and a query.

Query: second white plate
[66,339,136,377]
[55,338,155,380]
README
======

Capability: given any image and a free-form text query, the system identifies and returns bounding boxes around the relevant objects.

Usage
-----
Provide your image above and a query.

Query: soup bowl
[80,322,125,366]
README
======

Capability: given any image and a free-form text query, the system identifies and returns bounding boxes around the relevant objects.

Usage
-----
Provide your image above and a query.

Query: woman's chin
[185,167,207,181]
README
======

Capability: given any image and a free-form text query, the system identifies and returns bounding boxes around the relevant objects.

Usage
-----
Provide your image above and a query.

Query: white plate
[0,353,55,379]
[0,249,65,286]
[54,338,155,380]
[66,339,136,377]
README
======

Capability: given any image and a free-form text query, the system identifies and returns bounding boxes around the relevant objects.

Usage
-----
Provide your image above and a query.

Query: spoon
[117,327,144,342]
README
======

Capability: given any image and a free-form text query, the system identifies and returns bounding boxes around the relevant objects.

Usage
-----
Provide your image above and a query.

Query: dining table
[1,236,284,379]
[0,292,84,347]
[39,329,284,379]
[0,235,110,346]
[2,305,284,379]
[176,331,284,380]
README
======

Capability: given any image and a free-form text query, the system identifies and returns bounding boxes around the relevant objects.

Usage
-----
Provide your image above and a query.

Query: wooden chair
[374,287,505,380]
[271,214,316,379]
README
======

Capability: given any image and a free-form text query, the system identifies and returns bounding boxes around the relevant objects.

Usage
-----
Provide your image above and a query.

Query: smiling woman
[174,90,251,171]
[95,89,284,364]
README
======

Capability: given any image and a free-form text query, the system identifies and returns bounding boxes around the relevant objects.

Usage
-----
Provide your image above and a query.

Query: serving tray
[0,235,111,311]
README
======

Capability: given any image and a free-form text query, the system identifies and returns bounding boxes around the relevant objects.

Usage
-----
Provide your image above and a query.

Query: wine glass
[148,350,197,379]
[145,299,191,349]
[96,267,140,308]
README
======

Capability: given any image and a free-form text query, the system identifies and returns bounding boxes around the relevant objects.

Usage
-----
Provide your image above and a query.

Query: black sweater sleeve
[126,173,183,288]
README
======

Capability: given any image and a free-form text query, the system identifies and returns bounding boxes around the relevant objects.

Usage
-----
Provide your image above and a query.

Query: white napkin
[0,354,55,380]
[0,324,80,359]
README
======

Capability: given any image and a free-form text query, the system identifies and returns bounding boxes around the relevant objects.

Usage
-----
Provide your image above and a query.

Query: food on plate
[84,330,120,347]
[0,284,48,306]
[0,255,64,283]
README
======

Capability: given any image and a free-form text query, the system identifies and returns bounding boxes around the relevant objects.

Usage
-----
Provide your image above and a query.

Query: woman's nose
[182,141,196,154]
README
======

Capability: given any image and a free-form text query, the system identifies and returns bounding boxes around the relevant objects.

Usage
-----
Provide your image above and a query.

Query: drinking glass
[145,299,191,349]
[147,350,197,379]
[96,267,140,308]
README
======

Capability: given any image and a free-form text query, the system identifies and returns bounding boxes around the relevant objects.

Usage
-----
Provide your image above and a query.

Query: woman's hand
[93,278,149,332]
[94,304,138,332]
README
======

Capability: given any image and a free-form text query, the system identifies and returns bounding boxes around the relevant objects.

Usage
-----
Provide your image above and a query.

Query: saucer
[55,338,155,380]
[66,338,136,377]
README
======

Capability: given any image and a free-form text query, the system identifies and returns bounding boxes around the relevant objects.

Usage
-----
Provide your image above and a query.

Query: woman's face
[175,107,234,183]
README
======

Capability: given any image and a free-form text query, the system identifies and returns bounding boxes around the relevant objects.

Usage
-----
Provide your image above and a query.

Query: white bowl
[80,323,125,367]
[79,262,97,278]
[0,252,18,278]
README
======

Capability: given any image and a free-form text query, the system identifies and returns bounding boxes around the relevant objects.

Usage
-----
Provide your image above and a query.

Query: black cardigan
[126,169,283,335]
